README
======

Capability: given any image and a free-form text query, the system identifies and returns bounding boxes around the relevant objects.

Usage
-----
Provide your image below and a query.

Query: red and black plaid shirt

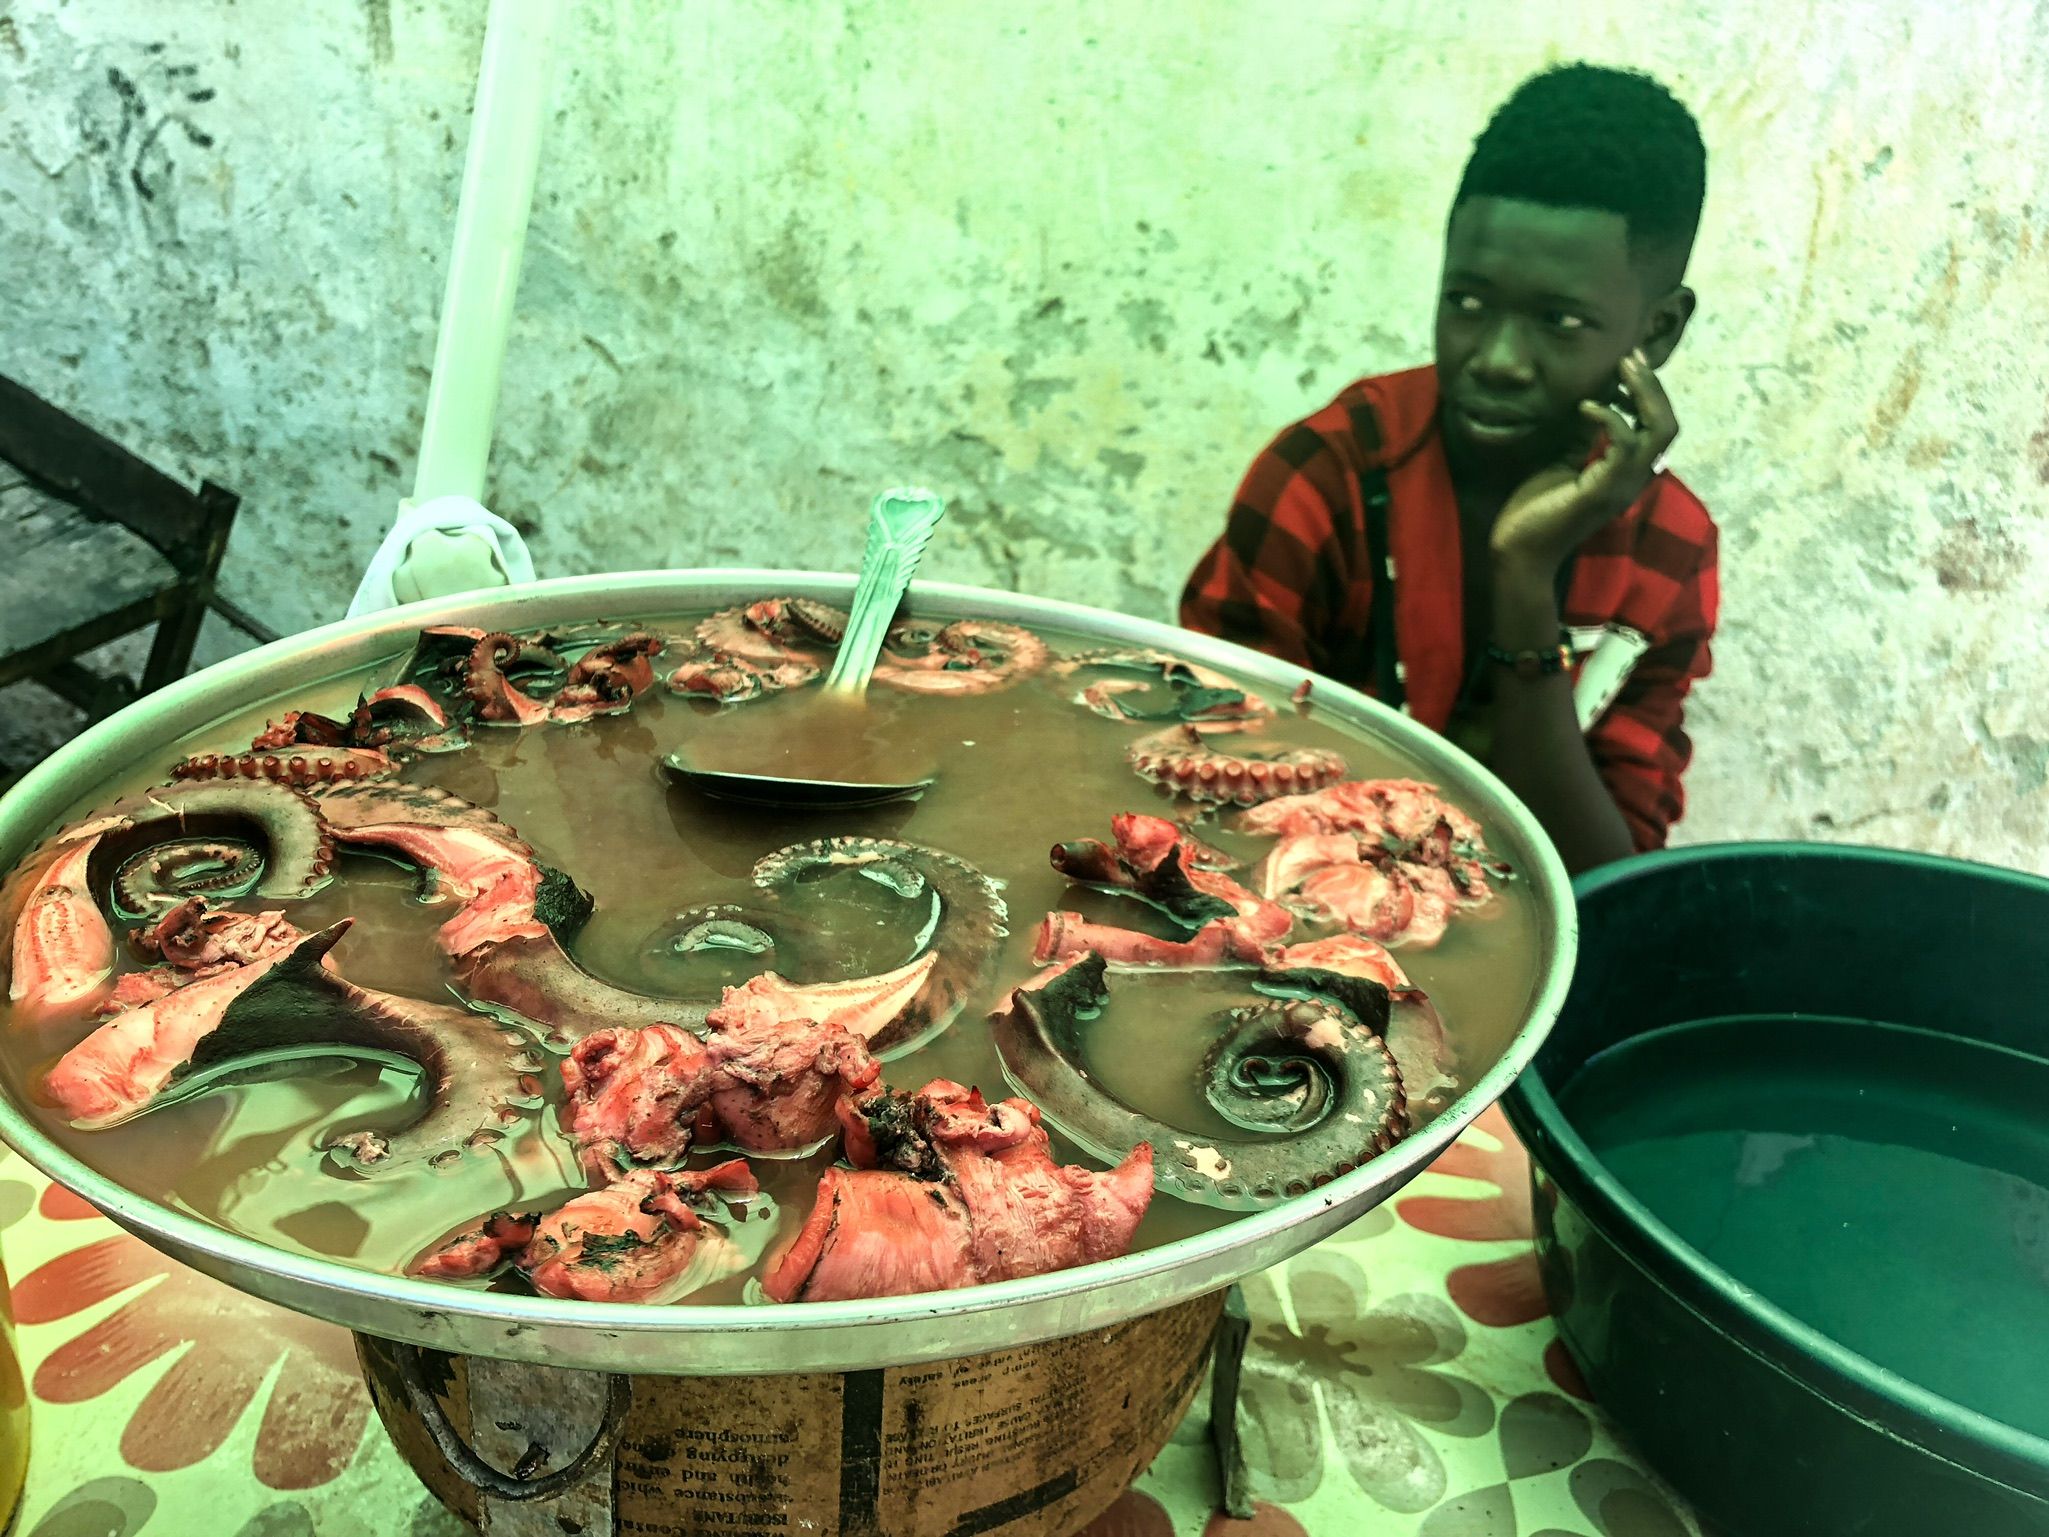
[1180,366,1719,850]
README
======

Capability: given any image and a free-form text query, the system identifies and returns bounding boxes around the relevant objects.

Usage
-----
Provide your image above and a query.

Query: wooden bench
[1,372,277,773]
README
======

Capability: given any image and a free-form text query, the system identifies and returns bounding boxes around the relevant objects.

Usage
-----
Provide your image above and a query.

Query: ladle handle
[826,486,946,695]
[391,1340,633,1504]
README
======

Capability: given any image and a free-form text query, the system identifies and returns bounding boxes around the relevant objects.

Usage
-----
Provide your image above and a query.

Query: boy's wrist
[1489,559,1563,652]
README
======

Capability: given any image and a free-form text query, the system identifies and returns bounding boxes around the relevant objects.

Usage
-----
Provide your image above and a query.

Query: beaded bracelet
[1485,637,1574,681]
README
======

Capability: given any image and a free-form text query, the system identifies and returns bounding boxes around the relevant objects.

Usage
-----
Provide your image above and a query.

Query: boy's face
[1434,196,1687,484]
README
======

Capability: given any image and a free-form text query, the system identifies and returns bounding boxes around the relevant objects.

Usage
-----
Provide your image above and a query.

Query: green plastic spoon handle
[827,488,946,695]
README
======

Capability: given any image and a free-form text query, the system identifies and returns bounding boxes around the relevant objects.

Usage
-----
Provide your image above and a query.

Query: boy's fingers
[1622,351,1680,453]
[1578,400,1640,461]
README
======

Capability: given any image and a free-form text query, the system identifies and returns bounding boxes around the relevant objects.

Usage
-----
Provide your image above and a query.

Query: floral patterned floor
[0,1108,1705,1537]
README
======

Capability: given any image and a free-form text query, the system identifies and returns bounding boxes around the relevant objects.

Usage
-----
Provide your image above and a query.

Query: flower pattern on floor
[1236,1240,1497,1513]
[1397,1105,1549,1326]
[12,1184,367,1489]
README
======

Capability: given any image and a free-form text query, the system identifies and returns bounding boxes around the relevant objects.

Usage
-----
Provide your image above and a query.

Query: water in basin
[1560,1013,2049,1440]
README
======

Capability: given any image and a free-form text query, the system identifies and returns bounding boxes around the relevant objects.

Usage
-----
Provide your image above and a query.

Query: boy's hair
[1453,63,1706,288]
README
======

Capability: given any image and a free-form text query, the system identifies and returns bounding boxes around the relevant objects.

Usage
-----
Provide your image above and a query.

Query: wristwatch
[1485,636,1574,680]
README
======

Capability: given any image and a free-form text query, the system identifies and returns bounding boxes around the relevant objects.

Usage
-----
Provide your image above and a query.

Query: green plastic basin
[1504,843,2049,1537]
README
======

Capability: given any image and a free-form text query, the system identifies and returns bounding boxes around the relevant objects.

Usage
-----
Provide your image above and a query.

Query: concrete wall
[3,1,2047,866]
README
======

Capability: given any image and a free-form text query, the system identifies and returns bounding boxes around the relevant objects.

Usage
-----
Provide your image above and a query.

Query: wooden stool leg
[139,591,208,696]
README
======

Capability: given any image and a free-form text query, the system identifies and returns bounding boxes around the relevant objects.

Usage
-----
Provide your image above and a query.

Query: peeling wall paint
[3,2,2047,866]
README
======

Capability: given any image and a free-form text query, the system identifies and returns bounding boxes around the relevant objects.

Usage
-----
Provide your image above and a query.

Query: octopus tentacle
[83,781,335,914]
[1261,957,1456,1121]
[664,647,819,703]
[456,930,935,1050]
[751,837,1008,1054]
[1052,647,1273,724]
[1128,722,1348,806]
[991,951,1409,1209]
[303,787,925,1048]
[111,838,265,915]
[395,626,486,704]
[408,625,662,728]
[549,633,666,723]
[1031,909,1270,968]
[171,746,395,785]
[465,632,566,725]
[456,930,710,1040]
[1265,934,1409,991]
[677,602,1044,700]
[873,619,1049,695]
[43,938,305,1125]
[355,805,921,1046]
[1052,647,1238,684]
[174,703,409,785]
[673,600,844,702]
[248,710,353,750]
[1199,994,1404,1157]
[694,600,845,668]
[170,923,551,1172]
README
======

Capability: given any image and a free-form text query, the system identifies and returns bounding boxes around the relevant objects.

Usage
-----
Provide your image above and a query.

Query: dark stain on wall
[1934,516,2024,592]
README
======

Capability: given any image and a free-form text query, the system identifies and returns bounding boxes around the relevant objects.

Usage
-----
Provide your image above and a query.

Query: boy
[1181,64,1716,872]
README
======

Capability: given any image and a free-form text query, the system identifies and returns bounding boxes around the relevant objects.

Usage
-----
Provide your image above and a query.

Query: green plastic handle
[826,488,947,695]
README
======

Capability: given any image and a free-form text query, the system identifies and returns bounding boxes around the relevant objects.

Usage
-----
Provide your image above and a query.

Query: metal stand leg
[1209,1284,1254,1520]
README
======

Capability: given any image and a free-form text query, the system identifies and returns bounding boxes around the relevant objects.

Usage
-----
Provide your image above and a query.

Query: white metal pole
[410,0,565,508]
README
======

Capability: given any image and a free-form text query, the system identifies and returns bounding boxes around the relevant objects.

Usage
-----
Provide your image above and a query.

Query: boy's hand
[1490,349,1678,576]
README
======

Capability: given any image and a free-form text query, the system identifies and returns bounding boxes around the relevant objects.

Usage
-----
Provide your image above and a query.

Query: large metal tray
[0,571,1574,1374]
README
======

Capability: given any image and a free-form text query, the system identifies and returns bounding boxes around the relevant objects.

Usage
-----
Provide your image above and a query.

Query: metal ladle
[663,488,946,810]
